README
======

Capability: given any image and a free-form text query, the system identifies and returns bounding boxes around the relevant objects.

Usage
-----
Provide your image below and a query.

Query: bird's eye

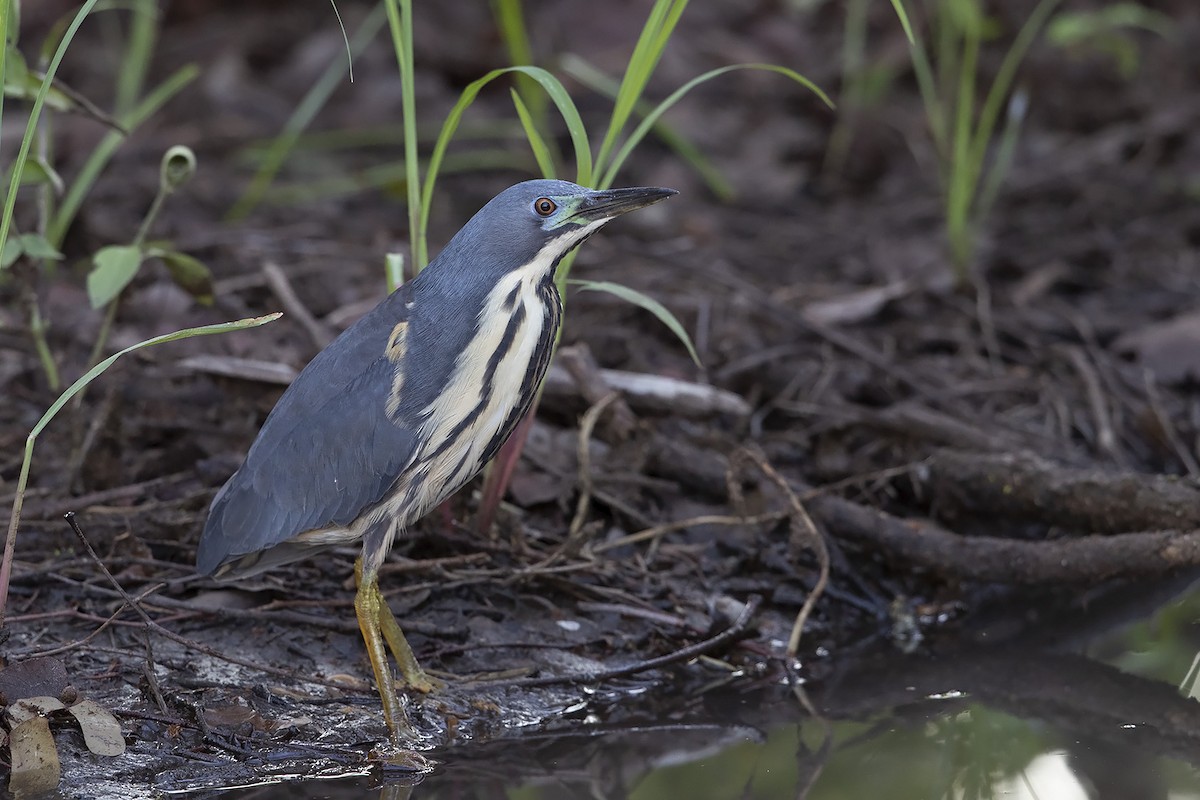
[534,197,557,216]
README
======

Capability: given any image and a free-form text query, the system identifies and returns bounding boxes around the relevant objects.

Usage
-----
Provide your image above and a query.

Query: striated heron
[196,180,677,740]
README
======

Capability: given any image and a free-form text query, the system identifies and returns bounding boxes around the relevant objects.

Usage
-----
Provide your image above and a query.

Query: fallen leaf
[203,704,271,732]
[0,657,69,704]
[66,699,126,756]
[1114,309,1200,384]
[8,716,61,797]
[800,281,911,326]
[6,696,66,724]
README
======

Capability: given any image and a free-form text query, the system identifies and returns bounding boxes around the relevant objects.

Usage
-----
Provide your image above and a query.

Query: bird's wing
[197,286,421,574]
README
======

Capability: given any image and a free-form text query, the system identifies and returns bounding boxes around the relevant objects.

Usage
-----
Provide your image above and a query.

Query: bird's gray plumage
[197,180,595,576]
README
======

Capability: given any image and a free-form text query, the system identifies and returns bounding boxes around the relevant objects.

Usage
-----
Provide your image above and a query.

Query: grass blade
[562,55,732,198]
[229,1,387,220]
[511,88,556,178]
[600,63,832,189]
[491,0,546,127]
[418,66,591,269]
[1,0,103,257]
[968,0,1062,197]
[114,0,157,115]
[887,0,916,44]
[572,279,700,367]
[595,0,688,171]
[0,313,281,622]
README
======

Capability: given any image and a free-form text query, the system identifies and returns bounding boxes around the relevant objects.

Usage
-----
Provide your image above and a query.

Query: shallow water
[178,573,1200,799]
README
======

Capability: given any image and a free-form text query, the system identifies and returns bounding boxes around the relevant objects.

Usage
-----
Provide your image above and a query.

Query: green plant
[0,0,199,389]
[822,0,904,180]
[85,144,212,367]
[897,0,1061,280]
[231,0,829,532]
[376,0,831,530]
[1046,3,1174,78]
[387,0,829,285]
[0,3,280,620]
[228,2,390,220]
[0,313,281,622]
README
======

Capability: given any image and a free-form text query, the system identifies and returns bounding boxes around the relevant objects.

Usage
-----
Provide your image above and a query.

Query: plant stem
[28,294,61,391]
[87,297,120,372]
[384,0,422,273]
[47,65,199,249]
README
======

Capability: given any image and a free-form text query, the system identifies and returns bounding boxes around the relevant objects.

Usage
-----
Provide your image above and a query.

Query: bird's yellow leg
[376,595,441,693]
[354,556,408,740]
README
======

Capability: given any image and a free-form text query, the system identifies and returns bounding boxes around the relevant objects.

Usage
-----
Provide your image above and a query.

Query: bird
[196,179,677,740]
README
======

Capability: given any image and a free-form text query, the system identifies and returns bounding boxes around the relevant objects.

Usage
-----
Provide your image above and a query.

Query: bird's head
[428,179,677,289]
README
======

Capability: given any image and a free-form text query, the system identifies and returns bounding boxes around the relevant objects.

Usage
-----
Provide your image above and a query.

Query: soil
[2,0,1200,795]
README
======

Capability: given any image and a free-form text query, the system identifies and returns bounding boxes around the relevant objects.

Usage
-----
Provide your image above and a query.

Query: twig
[62,513,371,692]
[542,363,751,417]
[1142,369,1200,477]
[1063,345,1122,463]
[465,594,761,690]
[262,260,333,350]
[10,472,190,520]
[733,449,830,659]
[592,511,787,554]
[558,344,637,440]
[922,450,1200,533]
[567,392,619,545]
[18,583,163,658]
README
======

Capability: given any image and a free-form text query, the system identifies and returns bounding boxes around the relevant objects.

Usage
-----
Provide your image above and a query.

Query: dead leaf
[1114,309,1200,384]
[6,696,66,724]
[0,657,69,704]
[800,282,911,326]
[66,699,126,756]
[8,716,61,797]
[507,470,567,507]
[178,354,298,385]
[203,704,272,732]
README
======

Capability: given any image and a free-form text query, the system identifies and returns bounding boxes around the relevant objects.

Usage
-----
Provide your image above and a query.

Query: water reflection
[200,572,1200,799]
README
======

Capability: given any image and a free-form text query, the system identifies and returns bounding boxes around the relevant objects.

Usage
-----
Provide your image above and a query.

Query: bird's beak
[570,186,678,223]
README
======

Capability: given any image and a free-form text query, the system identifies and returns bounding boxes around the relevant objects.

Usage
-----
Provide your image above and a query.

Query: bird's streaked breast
[387,239,570,524]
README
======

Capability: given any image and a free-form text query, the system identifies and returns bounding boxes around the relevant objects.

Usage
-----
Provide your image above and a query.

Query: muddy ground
[2,0,1200,795]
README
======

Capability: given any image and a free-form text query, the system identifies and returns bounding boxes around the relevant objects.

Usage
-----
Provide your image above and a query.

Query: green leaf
[1,0,105,265]
[228,3,387,221]
[1047,3,1174,44]
[10,156,64,194]
[1,236,21,268]
[0,233,64,269]
[87,244,143,308]
[3,60,79,115]
[595,0,689,172]
[562,54,733,199]
[48,64,200,249]
[4,44,29,87]
[572,279,701,367]
[510,88,556,178]
[418,65,591,270]
[19,233,62,260]
[150,248,213,304]
[600,63,832,188]
[887,0,916,45]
